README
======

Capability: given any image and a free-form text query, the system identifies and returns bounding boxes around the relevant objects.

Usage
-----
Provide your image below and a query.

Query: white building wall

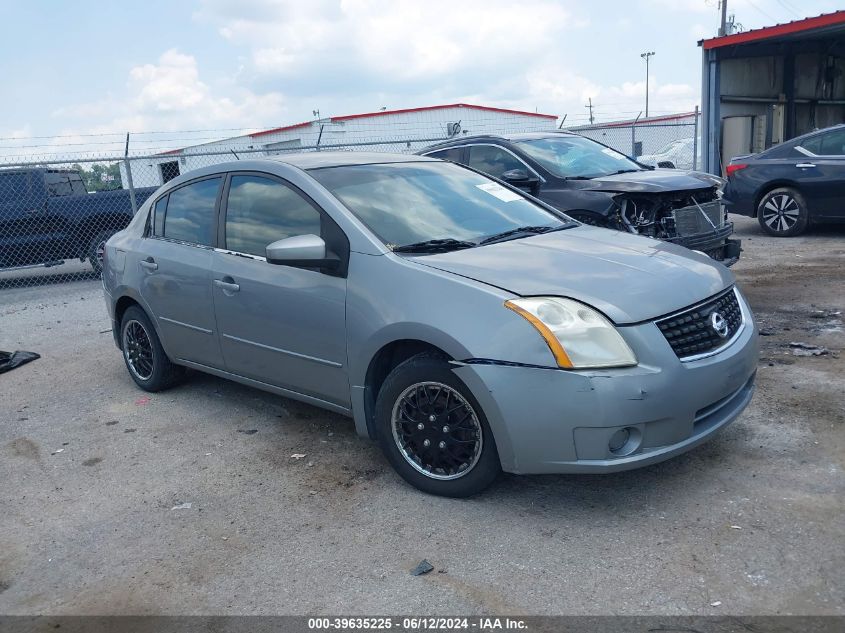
[123,105,557,189]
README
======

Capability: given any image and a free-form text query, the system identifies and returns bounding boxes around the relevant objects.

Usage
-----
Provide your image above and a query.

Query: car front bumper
[667,224,742,266]
[452,307,759,475]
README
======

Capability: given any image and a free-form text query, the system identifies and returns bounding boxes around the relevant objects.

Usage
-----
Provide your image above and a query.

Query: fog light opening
[608,426,642,457]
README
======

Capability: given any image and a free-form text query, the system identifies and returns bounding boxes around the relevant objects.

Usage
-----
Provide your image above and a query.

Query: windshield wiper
[604,168,643,175]
[479,224,568,246]
[391,238,477,254]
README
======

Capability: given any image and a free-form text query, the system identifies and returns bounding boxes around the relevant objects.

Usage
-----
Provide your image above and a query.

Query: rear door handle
[796,163,816,168]
[139,258,158,271]
[214,278,240,293]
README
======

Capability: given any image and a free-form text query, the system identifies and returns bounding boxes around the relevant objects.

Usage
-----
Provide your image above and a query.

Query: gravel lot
[0,216,843,616]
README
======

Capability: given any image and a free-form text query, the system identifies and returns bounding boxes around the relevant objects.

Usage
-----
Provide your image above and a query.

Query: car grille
[655,288,743,359]
[673,200,723,236]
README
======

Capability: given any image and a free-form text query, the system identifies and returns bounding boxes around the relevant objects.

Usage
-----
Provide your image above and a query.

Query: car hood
[411,226,734,324]
[576,169,718,194]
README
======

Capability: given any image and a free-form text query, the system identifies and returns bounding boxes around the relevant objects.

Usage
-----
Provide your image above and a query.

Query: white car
[638,138,701,170]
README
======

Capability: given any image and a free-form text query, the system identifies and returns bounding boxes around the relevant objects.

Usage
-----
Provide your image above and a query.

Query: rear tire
[757,187,809,237]
[88,229,116,275]
[120,306,185,392]
[374,353,500,497]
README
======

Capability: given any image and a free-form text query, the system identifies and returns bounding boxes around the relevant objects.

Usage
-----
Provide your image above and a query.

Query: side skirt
[177,359,353,417]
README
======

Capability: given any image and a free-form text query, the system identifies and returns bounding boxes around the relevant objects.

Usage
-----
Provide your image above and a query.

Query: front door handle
[796,163,816,168]
[214,278,240,293]
[139,258,158,271]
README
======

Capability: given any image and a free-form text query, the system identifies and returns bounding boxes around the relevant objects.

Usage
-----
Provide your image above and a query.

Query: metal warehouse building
[120,103,558,189]
[700,11,845,175]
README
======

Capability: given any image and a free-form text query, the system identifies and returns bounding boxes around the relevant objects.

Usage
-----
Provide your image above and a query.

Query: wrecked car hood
[574,169,718,194]
[412,226,734,324]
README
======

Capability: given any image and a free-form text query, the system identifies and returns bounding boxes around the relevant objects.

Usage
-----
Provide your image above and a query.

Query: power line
[774,0,801,19]
[745,0,778,23]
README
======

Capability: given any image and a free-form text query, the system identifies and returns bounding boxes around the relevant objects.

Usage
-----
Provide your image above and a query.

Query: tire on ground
[757,187,809,237]
[88,229,117,275]
[374,352,501,497]
[119,305,185,392]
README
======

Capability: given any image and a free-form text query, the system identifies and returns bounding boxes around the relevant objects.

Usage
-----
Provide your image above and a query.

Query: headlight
[505,297,637,369]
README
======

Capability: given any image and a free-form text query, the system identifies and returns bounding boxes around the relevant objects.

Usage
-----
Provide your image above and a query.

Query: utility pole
[640,51,655,118]
[719,0,728,36]
[585,98,594,125]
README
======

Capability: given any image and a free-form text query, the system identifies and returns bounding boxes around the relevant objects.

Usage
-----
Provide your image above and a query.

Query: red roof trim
[701,11,845,50]
[249,121,312,138]
[330,103,557,121]
[155,148,182,156]
[573,111,696,129]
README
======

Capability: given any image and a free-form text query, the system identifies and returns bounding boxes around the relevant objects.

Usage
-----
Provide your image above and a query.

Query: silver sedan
[102,153,758,497]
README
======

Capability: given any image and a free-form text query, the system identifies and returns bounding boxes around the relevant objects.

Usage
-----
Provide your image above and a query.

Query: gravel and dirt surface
[0,216,842,615]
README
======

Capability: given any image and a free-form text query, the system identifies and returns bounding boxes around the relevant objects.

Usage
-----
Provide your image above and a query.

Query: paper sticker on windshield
[476,182,523,202]
[601,147,628,160]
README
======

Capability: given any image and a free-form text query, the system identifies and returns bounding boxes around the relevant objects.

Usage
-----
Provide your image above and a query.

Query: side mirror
[266,234,338,270]
[500,168,540,192]
[657,160,676,169]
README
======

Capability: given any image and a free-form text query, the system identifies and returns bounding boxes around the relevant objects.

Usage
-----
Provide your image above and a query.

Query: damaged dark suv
[420,133,741,265]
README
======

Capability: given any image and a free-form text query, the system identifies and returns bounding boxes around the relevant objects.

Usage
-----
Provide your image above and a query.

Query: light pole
[641,51,655,118]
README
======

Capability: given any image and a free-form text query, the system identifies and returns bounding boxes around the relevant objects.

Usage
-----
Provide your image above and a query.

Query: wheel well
[566,209,609,227]
[363,340,452,438]
[753,182,801,216]
[113,296,142,347]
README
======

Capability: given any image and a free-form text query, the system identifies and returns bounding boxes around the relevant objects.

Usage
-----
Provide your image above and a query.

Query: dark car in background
[0,168,157,274]
[723,124,845,237]
[419,132,741,265]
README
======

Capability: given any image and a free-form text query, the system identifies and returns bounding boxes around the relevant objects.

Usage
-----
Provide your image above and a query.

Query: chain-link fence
[1,112,555,290]
[566,111,701,171]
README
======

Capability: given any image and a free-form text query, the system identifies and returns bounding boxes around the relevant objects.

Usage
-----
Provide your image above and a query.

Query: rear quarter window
[153,196,167,236]
[426,147,464,163]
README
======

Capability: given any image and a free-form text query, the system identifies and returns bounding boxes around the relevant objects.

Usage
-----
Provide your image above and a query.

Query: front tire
[120,306,185,392]
[757,187,809,237]
[374,353,500,497]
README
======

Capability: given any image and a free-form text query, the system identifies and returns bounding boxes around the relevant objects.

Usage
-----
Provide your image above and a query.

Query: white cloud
[41,49,288,156]
[130,49,210,112]
[199,0,584,81]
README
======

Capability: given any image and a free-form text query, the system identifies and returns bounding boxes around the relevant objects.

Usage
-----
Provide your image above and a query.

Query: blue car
[723,124,845,236]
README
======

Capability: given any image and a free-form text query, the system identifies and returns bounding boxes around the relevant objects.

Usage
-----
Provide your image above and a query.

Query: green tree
[70,162,123,191]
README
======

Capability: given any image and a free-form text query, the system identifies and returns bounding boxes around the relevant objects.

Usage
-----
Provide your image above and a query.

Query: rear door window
[224,174,322,257]
[0,172,30,199]
[162,177,221,246]
[817,129,845,156]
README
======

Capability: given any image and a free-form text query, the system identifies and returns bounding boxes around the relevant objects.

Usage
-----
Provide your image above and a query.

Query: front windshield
[516,136,643,179]
[657,140,686,154]
[309,161,570,249]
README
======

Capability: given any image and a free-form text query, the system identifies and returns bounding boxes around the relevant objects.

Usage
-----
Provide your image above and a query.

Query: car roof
[420,131,576,152]
[150,152,443,193]
[270,151,438,170]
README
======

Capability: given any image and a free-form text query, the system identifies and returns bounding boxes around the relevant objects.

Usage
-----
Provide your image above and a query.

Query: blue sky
[0,0,839,157]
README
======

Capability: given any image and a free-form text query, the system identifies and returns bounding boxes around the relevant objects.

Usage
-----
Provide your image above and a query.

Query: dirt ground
[0,215,842,615]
